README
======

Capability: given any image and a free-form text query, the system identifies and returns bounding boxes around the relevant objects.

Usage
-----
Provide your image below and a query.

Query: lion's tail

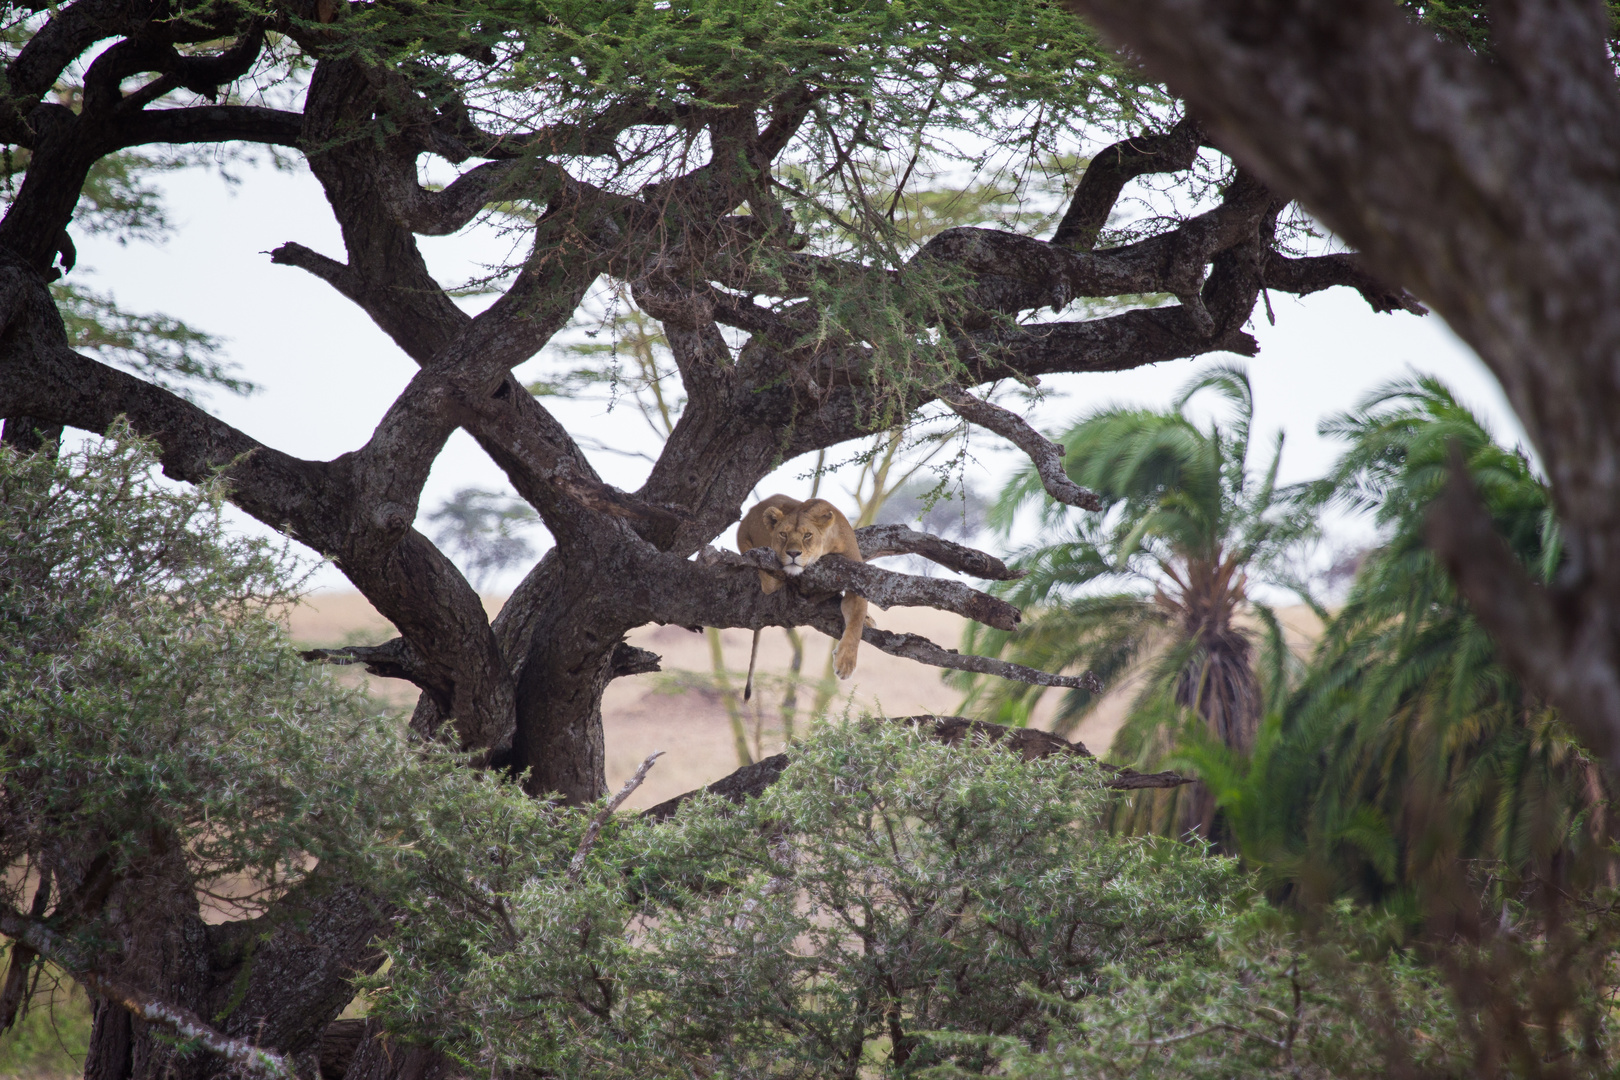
[743,628,762,702]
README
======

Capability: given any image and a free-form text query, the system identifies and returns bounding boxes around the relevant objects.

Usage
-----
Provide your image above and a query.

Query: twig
[569,752,664,882]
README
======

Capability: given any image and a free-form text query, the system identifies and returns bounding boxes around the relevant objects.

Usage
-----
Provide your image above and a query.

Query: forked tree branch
[1051,116,1208,250]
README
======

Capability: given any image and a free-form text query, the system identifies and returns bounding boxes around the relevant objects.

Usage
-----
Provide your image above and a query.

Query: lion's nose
[786,549,802,559]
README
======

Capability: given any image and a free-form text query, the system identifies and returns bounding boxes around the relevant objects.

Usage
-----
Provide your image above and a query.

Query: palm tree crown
[957,363,1314,840]
[1200,376,1613,902]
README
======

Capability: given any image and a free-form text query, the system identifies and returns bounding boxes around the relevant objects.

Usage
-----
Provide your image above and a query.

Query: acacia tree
[0,0,1416,1076]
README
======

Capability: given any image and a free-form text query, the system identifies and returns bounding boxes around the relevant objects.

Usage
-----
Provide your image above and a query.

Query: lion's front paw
[834,645,858,680]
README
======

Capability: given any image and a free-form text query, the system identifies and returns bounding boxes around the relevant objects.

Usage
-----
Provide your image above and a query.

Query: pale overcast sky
[68,160,1523,593]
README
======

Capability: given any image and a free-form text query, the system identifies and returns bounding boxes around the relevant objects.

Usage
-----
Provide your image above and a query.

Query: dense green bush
[374,721,1242,1078]
[936,884,1620,1079]
[0,427,414,929]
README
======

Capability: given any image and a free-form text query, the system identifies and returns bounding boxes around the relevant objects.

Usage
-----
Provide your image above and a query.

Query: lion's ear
[763,507,784,527]
[809,505,836,525]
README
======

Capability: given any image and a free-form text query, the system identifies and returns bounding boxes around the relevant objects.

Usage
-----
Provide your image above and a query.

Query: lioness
[737,494,867,701]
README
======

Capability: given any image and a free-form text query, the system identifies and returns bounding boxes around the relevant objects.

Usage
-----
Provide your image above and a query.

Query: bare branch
[611,642,662,677]
[936,386,1103,511]
[301,638,429,684]
[849,623,1103,691]
[962,305,1259,383]
[1051,116,1207,250]
[1261,250,1426,315]
[570,753,663,880]
[378,158,578,236]
[115,105,304,151]
[4,0,150,119]
[854,523,1024,580]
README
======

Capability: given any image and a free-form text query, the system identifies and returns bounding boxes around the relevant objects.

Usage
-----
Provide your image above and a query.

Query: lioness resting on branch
[738,494,868,700]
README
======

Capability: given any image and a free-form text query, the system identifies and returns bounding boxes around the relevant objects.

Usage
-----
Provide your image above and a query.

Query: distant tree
[425,487,542,591]
[955,366,1314,842]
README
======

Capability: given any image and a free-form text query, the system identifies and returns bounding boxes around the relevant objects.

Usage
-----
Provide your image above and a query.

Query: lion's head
[762,500,840,577]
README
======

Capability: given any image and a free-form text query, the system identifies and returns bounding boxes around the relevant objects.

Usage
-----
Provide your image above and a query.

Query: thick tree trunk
[70,871,385,1080]
[509,598,624,803]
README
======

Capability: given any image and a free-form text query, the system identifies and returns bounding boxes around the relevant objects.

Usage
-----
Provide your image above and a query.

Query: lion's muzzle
[780,550,812,576]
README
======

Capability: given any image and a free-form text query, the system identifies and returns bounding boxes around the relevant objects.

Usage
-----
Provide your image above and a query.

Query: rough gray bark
[0,4,1419,1077]
[1061,0,1620,772]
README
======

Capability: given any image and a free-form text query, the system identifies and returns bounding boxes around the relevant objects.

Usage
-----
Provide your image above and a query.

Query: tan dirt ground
[285,592,1322,812]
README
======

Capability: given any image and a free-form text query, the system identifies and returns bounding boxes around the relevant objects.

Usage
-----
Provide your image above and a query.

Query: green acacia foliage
[0,429,407,921]
[1398,0,1620,53]
[373,721,1240,1078]
[359,0,1137,157]
[1186,377,1612,905]
[347,0,1153,419]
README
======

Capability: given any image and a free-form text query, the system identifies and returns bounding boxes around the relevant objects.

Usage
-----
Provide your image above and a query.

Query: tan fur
[737,494,868,700]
